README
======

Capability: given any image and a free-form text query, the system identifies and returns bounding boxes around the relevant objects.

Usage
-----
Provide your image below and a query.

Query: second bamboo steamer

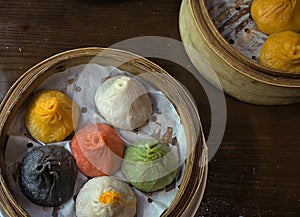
[179,0,300,105]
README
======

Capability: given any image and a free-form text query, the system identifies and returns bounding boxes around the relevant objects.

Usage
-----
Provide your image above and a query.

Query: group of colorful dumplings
[250,0,300,72]
[19,75,179,217]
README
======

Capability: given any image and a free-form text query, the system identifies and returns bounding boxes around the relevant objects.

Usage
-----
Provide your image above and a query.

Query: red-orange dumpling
[71,123,124,177]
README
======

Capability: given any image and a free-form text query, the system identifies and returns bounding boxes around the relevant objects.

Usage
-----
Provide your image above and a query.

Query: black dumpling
[19,145,78,206]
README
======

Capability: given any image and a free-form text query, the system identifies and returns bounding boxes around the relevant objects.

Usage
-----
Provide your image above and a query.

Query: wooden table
[1,0,299,216]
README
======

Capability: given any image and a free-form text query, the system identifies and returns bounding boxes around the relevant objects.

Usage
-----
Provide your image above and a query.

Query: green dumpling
[121,139,178,192]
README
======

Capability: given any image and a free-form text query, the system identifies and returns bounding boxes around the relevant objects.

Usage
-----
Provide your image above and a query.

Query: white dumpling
[76,176,136,217]
[95,75,152,130]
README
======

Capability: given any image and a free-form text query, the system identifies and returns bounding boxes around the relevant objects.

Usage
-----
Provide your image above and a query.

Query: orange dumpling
[260,31,300,72]
[71,123,124,177]
[24,90,80,143]
[251,0,300,34]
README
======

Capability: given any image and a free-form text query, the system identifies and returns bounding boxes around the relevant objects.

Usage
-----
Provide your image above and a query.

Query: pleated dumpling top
[95,75,152,130]
[24,90,80,143]
[251,0,300,34]
[25,90,80,143]
[75,176,136,217]
[260,31,300,72]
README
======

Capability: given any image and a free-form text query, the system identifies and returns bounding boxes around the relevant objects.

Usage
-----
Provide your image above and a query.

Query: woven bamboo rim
[0,47,207,216]
[179,0,300,105]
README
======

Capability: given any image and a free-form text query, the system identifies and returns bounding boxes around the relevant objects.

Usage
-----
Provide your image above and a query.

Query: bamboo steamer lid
[179,0,300,105]
[0,47,207,216]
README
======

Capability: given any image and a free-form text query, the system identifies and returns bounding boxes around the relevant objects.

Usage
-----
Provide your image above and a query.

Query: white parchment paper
[206,0,268,62]
[5,64,187,217]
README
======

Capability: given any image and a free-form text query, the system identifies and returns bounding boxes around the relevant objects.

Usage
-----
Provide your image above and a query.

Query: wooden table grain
[0,0,299,216]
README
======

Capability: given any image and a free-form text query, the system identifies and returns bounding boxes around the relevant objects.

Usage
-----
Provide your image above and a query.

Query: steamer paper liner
[205,0,268,62]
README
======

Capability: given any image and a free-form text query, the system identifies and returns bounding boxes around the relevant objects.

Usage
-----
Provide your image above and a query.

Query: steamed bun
[121,139,179,192]
[260,31,300,72]
[71,123,124,177]
[19,145,77,206]
[24,90,80,143]
[95,75,152,130]
[75,176,136,217]
[251,0,300,34]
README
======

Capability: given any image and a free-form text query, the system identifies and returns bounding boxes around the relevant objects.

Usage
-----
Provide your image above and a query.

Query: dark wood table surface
[0,0,299,216]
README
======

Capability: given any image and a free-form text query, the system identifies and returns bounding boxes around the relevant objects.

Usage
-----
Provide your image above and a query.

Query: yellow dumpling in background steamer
[259,31,300,72]
[24,90,80,143]
[251,0,300,35]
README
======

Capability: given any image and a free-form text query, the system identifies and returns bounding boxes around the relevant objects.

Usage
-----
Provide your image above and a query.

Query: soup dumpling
[19,145,78,206]
[121,139,179,192]
[95,75,152,130]
[75,176,136,217]
[71,123,124,177]
[24,90,80,143]
[251,0,300,34]
[260,31,300,72]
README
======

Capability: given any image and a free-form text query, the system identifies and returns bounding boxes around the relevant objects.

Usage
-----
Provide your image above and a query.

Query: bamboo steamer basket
[0,47,207,216]
[179,0,300,105]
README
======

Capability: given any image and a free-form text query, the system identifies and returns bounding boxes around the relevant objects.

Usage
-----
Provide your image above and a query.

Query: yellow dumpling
[251,0,300,34]
[260,31,300,72]
[25,90,80,143]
